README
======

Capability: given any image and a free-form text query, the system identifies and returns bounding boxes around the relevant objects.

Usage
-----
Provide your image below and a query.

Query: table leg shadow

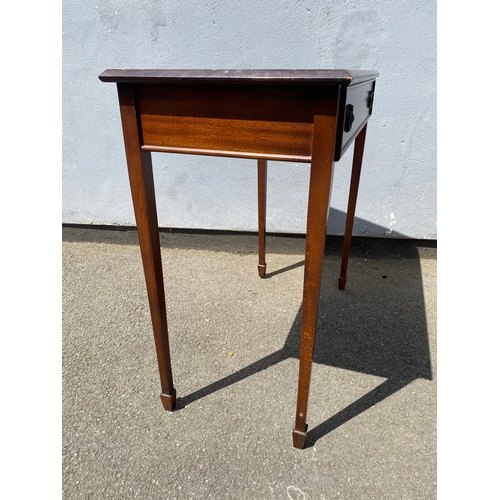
[175,241,433,447]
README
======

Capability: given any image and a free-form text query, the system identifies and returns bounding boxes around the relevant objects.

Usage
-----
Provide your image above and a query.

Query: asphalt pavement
[62,226,436,499]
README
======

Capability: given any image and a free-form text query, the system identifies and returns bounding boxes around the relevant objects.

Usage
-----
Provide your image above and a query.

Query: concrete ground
[62,226,436,499]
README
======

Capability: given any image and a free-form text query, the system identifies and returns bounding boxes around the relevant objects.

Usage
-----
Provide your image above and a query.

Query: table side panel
[136,84,338,160]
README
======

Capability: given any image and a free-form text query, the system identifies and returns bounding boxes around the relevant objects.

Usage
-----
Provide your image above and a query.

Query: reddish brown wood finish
[99,68,378,85]
[100,69,378,449]
[117,83,176,410]
[137,84,315,161]
[339,123,368,291]
[257,159,267,278]
[292,94,339,448]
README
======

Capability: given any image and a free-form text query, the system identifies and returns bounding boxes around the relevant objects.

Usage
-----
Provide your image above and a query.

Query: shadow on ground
[63,224,434,448]
[177,240,432,447]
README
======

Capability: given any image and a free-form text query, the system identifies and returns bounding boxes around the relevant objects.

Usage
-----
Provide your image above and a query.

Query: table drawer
[334,80,376,161]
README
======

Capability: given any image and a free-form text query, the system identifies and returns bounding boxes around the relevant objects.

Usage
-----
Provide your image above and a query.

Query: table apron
[135,83,341,162]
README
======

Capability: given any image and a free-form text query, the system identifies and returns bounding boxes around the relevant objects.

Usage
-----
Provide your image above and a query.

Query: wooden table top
[98,69,379,86]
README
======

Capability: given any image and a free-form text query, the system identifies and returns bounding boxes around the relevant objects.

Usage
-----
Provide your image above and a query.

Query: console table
[99,69,378,448]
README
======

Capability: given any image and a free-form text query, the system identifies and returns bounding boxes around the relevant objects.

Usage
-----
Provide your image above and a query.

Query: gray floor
[62,227,436,499]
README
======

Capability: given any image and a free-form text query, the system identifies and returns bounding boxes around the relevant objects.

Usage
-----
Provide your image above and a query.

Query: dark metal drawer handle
[344,104,355,132]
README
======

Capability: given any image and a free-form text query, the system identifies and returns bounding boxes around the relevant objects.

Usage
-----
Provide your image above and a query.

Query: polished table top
[99,68,379,85]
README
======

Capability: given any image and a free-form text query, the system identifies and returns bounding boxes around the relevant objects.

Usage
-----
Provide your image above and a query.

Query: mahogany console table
[99,69,378,448]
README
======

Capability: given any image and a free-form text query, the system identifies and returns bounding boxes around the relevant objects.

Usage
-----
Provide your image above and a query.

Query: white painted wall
[63,0,436,239]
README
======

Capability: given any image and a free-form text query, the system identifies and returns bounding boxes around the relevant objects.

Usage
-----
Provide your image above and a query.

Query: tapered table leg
[293,110,337,449]
[338,123,367,291]
[117,83,176,410]
[257,159,267,278]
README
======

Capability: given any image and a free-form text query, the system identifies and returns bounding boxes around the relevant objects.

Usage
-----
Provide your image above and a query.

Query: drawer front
[334,80,376,161]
